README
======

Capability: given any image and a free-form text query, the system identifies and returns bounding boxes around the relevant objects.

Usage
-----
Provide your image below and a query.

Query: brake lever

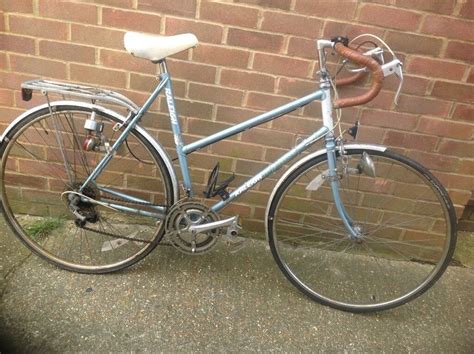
[381,59,403,105]
[344,47,385,73]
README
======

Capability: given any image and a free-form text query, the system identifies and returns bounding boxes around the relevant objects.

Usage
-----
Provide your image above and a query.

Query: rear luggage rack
[21,79,139,113]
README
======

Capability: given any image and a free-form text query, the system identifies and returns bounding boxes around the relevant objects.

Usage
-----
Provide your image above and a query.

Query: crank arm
[188,216,238,234]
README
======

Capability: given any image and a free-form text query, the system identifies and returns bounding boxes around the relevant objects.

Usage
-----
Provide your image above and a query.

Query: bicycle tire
[0,104,174,273]
[267,148,457,312]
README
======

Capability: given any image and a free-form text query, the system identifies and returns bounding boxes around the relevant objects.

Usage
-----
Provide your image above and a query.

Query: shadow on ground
[1,219,473,352]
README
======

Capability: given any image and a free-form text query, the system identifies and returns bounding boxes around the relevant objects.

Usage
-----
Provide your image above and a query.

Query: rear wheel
[267,148,456,312]
[0,105,174,273]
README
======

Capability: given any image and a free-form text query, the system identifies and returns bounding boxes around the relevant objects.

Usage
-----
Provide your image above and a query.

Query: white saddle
[124,31,198,63]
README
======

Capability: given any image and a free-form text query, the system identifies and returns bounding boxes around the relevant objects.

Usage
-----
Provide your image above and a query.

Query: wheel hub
[66,183,99,226]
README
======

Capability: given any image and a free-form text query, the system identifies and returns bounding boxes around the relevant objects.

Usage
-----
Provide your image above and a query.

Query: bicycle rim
[0,105,173,273]
[267,149,456,312]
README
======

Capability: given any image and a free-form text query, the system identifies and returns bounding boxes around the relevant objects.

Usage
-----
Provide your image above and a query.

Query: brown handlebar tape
[333,42,384,109]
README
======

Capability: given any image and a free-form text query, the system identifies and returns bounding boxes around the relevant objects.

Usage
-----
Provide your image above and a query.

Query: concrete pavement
[1,218,473,352]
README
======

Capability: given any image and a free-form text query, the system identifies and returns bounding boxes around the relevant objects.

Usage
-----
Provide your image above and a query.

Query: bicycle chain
[77,195,168,243]
[80,225,152,244]
[101,195,167,208]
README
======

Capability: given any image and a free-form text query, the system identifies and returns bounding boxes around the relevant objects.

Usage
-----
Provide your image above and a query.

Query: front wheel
[0,105,174,273]
[267,148,457,312]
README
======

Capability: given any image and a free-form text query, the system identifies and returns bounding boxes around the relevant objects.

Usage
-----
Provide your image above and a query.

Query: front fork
[325,136,361,239]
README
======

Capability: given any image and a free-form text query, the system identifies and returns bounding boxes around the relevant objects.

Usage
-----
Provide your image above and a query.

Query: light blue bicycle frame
[80,41,359,238]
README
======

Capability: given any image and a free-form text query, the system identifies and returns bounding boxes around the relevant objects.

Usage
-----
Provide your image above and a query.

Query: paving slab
[0,220,473,352]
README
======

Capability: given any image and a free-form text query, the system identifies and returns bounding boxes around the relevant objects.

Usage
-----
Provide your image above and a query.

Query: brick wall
[0,0,473,232]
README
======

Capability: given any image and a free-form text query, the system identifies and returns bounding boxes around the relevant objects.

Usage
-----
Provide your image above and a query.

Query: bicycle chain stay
[74,194,168,243]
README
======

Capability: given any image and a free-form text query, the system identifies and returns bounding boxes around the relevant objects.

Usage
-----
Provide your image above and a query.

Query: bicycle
[0,32,457,312]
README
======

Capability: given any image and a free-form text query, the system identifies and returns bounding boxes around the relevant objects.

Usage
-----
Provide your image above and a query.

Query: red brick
[165,18,223,44]
[93,0,133,7]
[261,11,323,38]
[220,69,275,93]
[116,89,151,108]
[0,107,23,123]
[102,8,161,33]
[431,81,473,104]
[130,73,160,92]
[408,151,460,172]
[468,68,474,84]
[322,21,385,39]
[10,55,67,80]
[421,15,474,42]
[361,109,418,131]
[216,106,263,124]
[9,15,68,40]
[395,0,455,15]
[227,28,284,52]
[459,160,474,175]
[39,0,97,24]
[434,172,473,191]
[407,57,467,81]
[161,98,213,120]
[235,0,292,10]
[0,89,14,106]
[383,131,439,152]
[211,140,264,161]
[4,174,48,190]
[384,75,430,97]
[0,71,36,90]
[187,118,233,138]
[287,37,318,60]
[445,41,474,62]
[70,64,127,88]
[385,32,443,56]
[246,92,290,111]
[417,117,473,140]
[167,59,217,84]
[241,127,295,149]
[0,34,35,54]
[277,77,316,97]
[359,4,421,31]
[235,159,267,176]
[295,0,357,20]
[396,95,451,117]
[0,53,6,70]
[192,44,249,69]
[200,2,259,28]
[458,1,474,20]
[438,139,474,158]
[253,53,311,78]
[188,83,244,106]
[100,49,155,74]
[0,12,4,31]
[452,104,474,123]
[2,0,33,13]
[272,114,320,134]
[138,0,196,17]
[39,40,95,64]
[72,24,124,50]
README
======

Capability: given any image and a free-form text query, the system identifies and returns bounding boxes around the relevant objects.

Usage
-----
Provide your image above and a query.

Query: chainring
[164,199,220,255]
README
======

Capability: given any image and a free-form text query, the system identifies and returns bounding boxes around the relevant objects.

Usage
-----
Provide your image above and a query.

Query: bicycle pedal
[223,235,247,254]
